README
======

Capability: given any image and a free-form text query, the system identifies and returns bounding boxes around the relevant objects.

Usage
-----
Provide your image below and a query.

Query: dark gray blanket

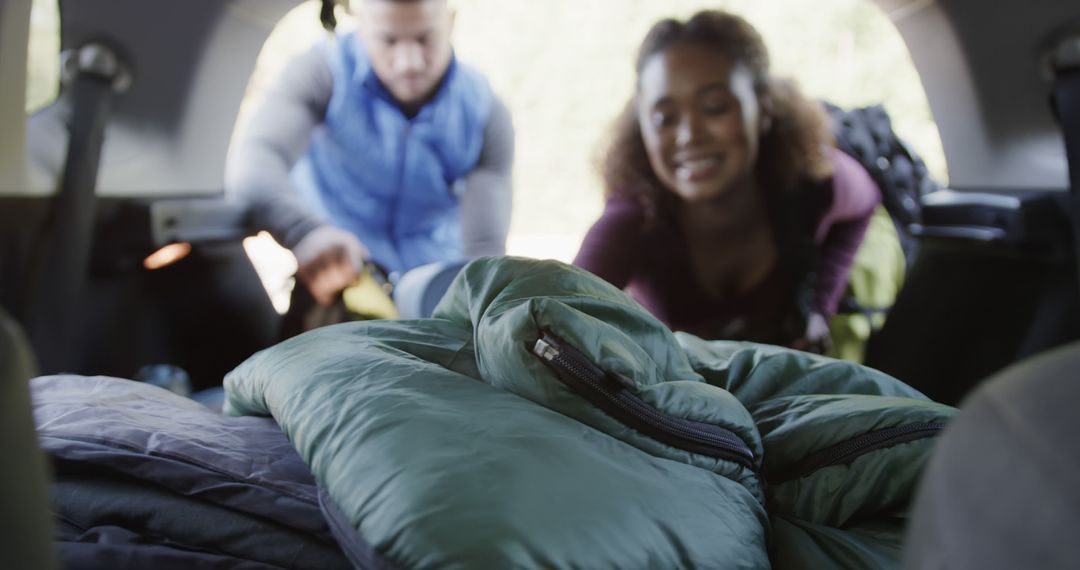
[32,375,349,569]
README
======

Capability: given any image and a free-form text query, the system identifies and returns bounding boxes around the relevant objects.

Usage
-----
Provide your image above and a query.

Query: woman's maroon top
[573,148,881,344]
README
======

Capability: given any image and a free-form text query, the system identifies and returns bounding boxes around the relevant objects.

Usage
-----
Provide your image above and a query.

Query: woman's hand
[792,312,832,354]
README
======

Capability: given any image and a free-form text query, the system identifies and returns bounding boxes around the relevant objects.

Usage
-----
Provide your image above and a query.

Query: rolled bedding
[32,374,350,569]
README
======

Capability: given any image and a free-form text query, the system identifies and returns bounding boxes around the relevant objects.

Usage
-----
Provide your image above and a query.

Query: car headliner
[1,0,1079,198]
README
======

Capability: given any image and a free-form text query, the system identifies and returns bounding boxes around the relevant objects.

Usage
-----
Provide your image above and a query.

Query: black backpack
[824,102,941,265]
[783,103,943,334]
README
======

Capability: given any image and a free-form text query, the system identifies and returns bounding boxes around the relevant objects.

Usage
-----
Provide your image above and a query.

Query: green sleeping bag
[225,256,952,569]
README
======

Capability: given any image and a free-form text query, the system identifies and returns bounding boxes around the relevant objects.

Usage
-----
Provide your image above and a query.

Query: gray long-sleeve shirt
[226,44,514,255]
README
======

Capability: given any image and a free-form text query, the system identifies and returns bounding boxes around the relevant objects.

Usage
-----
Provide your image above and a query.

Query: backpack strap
[766,179,830,344]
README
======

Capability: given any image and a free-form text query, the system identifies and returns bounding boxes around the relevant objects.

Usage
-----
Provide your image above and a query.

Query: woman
[574,10,881,351]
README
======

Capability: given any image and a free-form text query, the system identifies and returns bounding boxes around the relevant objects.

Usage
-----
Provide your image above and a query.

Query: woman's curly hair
[600,10,834,222]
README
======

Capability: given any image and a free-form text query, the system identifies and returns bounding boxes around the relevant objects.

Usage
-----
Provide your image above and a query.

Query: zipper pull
[534,335,637,394]
[533,338,559,361]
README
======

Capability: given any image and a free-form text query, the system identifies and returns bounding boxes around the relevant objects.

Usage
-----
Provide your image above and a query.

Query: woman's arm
[573,196,645,289]
[811,149,882,317]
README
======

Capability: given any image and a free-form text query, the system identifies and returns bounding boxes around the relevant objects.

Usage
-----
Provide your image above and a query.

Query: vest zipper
[767,422,947,484]
[389,121,411,257]
[532,332,756,470]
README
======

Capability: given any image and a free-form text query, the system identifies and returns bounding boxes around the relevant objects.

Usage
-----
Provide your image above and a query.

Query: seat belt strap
[23,43,129,372]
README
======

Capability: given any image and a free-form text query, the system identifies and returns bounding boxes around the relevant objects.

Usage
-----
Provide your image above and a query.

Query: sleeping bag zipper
[532,332,756,470]
[768,422,947,484]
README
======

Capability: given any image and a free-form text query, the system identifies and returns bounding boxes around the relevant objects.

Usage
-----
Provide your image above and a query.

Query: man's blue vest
[292,34,493,275]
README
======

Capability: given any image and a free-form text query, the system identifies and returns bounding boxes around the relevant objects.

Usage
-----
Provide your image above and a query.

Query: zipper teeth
[549,351,751,461]
[612,391,752,459]
[550,350,743,449]
[773,422,947,483]
[538,335,754,466]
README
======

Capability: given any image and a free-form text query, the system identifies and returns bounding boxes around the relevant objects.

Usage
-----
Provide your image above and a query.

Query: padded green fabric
[225,257,953,569]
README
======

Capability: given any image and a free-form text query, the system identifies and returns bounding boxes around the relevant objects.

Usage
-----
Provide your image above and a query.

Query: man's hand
[292,225,368,306]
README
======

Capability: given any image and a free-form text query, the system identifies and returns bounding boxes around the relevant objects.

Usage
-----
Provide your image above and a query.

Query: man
[227,0,514,311]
